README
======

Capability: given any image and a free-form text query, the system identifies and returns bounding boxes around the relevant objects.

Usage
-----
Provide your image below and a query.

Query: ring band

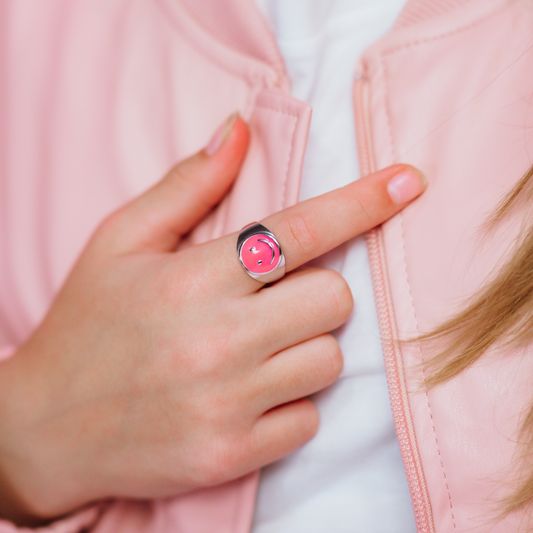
[237,223,286,283]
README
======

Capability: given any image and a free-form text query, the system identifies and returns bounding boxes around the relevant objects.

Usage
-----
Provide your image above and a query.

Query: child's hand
[0,115,426,526]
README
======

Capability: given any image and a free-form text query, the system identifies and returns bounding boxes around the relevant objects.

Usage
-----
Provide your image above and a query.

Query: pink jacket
[1,0,533,531]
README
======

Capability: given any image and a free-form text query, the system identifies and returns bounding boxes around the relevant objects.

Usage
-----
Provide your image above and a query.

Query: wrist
[0,346,72,526]
[0,470,49,527]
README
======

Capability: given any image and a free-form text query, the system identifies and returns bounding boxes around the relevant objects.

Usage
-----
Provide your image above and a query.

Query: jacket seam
[400,210,458,533]
[382,0,510,57]
[243,82,263,121]
[380,52,458,531]
[154,0,277,90]
[255,102,298,210]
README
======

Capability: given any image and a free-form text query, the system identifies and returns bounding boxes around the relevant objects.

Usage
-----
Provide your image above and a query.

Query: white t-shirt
[251,1,415,532]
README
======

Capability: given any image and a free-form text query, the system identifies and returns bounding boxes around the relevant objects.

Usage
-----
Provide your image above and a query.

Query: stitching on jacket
[154,0,278,90]
[380,53,458,531]
[255,101,299,118]
[243,78,263,120]
[255,102,298,211]
[399,211,458,533]
[382,1,509,57]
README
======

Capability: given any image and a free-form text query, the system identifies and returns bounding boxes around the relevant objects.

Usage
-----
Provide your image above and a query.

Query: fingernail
[387,168,427,204]
[205,112,239,155]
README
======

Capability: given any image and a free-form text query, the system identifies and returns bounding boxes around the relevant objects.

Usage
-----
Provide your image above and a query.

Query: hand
[0,114,426,526]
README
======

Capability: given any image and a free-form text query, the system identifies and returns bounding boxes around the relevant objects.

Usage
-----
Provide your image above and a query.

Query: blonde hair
[420,163,533,515]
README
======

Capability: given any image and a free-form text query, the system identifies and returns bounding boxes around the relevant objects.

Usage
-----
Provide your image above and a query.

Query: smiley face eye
[239,232,282,277]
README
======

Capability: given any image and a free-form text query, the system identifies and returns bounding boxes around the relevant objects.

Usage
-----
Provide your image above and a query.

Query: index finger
[205,164,426,294]
[262,164,426,273]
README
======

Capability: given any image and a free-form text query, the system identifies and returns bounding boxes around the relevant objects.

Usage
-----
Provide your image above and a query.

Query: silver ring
[237,223,286,283]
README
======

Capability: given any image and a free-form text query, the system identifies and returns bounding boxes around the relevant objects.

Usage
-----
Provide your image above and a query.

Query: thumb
[102,113,249,254]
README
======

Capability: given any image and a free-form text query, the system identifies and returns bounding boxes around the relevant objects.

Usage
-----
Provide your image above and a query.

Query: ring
[237,223,286,283]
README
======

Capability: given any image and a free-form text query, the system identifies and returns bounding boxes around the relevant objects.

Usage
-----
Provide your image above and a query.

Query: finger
[264,164,426,273]
[97,113,249,254]
[247,399,319,471]
[213,164,426,294]
[219,400,318,480]
[252,334,343,412]
[242,267,353,357]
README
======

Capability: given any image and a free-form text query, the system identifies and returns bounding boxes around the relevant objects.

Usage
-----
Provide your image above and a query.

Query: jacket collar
[177,0,509,80]
[178,0,286,83]
[394,0,471,27]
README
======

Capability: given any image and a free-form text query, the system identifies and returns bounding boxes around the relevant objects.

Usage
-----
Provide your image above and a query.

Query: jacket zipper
[352,63,434,533]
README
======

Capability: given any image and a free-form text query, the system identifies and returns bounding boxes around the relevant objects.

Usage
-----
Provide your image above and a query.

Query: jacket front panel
[361,0,533,530]
[0,1,309,532]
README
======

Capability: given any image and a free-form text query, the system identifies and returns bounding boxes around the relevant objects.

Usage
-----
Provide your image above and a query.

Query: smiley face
[240,234,281,274]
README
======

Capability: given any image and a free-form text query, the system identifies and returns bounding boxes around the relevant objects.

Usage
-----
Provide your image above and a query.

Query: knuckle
[316,334,344,380]
[192,448,224,487]
[193,436,244,486]
[86,208,131,255]
[168,163,210,210]
[168,163,195,190]
[319,270,354,319]
[93,208,125,240]
[353,195,374,226]
[282,212,320,258]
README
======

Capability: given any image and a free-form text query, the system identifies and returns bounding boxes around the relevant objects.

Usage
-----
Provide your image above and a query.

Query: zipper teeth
[353,70,434,533]
[366,231,433,533]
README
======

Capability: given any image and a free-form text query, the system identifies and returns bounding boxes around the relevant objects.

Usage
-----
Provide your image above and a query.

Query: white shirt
[251,1,415,531]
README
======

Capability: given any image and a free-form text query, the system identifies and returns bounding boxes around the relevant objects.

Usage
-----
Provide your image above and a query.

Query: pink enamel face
[240,234,281,274]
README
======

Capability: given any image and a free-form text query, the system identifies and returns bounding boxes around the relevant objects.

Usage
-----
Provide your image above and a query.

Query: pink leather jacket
[1,0,533,531]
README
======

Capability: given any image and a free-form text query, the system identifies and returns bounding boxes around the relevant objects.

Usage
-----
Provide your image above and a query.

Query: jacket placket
[352,62,434,533]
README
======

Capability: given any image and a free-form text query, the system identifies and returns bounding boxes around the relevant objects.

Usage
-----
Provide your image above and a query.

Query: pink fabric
[362,0,533,530]
[1,0,532,531]
[178,0,287,89]
[393,0,469,27]
[1,1,309,531]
